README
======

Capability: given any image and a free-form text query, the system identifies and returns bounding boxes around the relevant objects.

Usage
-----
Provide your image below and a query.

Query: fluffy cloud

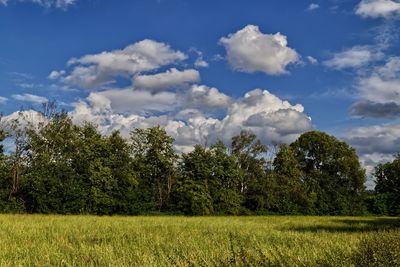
[52,39,187,89]
[48,70,65,80]
[343,123,400,187]
[345,124,400,155]
[12,93,48,104]
[47,36,311,152]
[324,46,383,69]
[69,87,312,152]
[133,68,200,92]
[194,57,209,68]
[220,89,312,144]
[356,0,400,18]
[219,25,300,75]
[183,85,232,110]
[352,57,400,117]
[0,96,7,103]
[86,88,177,115]
[244,109,312,135]
[2,110,47,131]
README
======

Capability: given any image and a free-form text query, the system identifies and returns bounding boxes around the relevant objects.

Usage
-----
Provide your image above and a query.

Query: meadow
[0,215,399,266]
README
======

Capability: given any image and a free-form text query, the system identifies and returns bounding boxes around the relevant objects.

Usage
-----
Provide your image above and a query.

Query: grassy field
[0,215,398,266]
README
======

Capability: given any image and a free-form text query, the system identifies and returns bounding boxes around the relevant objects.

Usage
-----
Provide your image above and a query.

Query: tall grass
[0,215,398,266]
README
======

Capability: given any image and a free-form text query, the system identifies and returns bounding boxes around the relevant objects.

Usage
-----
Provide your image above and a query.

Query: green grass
[0,215,398,266]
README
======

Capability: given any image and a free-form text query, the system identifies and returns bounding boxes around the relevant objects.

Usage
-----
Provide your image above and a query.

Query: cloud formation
[352,57,400,117]
[0,0,76,9]
[12,93,48,104]
[356,0,400,19]
[307,3,320,11]
[219,25,300,75]
[183,85,231,110]
[324,46,383,69]
[194,57,209,68]
[51,39,187,89]
[306,56,318,64]
[343,123,400,187]
[133,68,200,92]
[46,36,311,152]
[351,100,400,118]
[70,88,312,152]
[345,124,400,160]
[86,89,177,115]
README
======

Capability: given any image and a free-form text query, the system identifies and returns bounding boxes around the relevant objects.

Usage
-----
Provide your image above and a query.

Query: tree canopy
[0,112,390,216]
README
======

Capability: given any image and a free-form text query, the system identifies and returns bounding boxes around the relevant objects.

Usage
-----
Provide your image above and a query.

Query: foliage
[284,131,366,215]
[130,126,177,212]
[374,155,400,215]
[0,111,380,216]
[171,180,213,215]
[21,114,137,214]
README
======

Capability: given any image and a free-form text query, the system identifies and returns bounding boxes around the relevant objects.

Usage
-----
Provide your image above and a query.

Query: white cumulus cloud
[343,123,400,186]
[183,85,232,110]
[351,57,400,118]
[87,88,177,115]
[52,39,187,89]
[69,87,312,152]
[220,89,312,144]
[356,0,400,19]
[194,57,209,68]
[133,68,200,92]
[219,25,300,75]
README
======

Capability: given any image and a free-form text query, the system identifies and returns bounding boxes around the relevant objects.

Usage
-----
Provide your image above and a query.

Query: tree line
[0,111,398,216]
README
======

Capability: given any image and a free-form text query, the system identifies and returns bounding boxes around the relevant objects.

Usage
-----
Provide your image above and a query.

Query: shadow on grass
[286,218,400,233]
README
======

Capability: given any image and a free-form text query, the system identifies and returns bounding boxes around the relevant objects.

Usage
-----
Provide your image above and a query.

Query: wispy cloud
[1,0,76,9]
[0,96,8,103]
[324,45,383,70]
[12,93,48,104]
[306,3,320,11]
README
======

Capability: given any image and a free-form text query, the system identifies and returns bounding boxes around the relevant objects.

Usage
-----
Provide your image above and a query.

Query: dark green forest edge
[0,111,398,216]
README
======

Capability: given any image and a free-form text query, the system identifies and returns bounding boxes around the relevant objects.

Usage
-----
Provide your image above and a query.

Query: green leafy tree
[23,113,85,213]
[130,126,177,212]
[208,141,242,214]
[231,130,267,193]
[0,123,11,211]
[24,114,137,215]
[287,131,366,215]
[176,142,242,215]
[0,112,30,212]
[172,180,213,215]
[374,155,400,215]
[231,130,268,212]
[174,145,214,215]
[272,144,309,214]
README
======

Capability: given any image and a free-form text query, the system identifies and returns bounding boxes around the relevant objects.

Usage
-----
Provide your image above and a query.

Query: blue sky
[1,0,400,185]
